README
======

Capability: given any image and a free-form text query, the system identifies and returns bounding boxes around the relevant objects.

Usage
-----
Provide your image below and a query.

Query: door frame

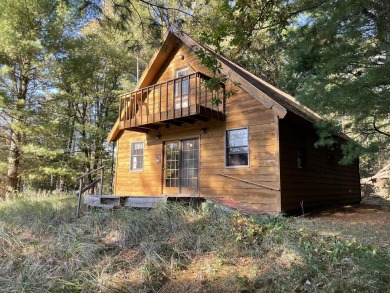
[162,136,200,196]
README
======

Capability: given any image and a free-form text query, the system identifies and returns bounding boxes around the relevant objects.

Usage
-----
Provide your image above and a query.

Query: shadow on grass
[86,203,390,293]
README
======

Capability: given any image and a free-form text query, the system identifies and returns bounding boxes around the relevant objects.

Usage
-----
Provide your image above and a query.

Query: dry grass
[0,193,389,292]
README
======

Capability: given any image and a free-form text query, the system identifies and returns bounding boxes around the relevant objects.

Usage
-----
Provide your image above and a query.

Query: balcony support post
[159,84,162,121]
[153,85,155,122]
[173,81,175,118]
[166,81,168,119]
[188,75,191,116]
[180,76,183,117]
[223,84,226,117]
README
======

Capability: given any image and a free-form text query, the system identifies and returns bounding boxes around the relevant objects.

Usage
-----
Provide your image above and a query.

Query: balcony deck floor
[120,105,225,132]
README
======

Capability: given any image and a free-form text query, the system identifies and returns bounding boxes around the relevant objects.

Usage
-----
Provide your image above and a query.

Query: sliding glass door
[163,138,199,195]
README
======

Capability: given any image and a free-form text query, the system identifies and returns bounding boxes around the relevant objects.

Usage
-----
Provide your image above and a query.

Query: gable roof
[107,28,322,142]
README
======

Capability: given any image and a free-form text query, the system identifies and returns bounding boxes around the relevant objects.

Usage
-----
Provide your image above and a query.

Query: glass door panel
[163,141,179,194]
[180,139,199,194]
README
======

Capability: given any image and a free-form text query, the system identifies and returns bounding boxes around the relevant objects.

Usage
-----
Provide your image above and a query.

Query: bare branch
[372,116,390,137]
[136,0,195,19]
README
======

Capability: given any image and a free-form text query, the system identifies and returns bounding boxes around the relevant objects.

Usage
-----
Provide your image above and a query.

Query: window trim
[175,67,189,78]
[130,141,144,172]
[225,126,250,168]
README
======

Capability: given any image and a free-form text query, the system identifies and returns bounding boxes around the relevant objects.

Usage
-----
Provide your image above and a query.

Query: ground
[1,193,389,292]
[292,196,390,252]
[108,195,390,292]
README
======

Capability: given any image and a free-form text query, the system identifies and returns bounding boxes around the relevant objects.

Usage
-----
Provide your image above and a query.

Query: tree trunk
[6,130,20,198]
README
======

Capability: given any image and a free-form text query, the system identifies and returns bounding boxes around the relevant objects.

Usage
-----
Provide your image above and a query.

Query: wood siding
[113,41,281,213]
[279,114,361,212]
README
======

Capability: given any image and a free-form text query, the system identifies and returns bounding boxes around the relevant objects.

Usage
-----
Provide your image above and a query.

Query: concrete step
[83,195,120,208]
[83,195,167,209]
[124,196,167,208]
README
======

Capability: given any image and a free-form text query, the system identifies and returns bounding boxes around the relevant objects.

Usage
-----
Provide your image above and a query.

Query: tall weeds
[0,193,389,292]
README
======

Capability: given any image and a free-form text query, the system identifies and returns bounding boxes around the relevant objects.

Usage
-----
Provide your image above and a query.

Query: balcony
[119,72,226,132]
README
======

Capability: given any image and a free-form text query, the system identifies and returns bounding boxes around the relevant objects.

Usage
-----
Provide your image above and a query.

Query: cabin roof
[107,28,322,142]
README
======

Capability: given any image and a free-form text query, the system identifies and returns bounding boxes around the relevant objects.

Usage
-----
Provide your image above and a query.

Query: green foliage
[185,0,389,170]
[279,0,390,163]
[231,213,287,245]
[290,227,390,292]
[0,0,85,193]
[187,0,292,55]
[0,0,157,192]
[195,49,238,106]
[52,18,139,184]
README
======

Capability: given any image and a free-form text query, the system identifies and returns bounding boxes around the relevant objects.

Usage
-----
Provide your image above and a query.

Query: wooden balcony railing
[119,72,226,131]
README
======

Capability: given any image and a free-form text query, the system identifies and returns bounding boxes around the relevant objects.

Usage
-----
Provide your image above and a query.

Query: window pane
[130,141,144,170]
[227,128,248,147]
[175,68,189,109]
[226,128,248,167]
[227,153,248,166]
[132,157,137,169]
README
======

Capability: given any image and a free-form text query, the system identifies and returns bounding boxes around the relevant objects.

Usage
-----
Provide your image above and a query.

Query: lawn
[0,193,389,292]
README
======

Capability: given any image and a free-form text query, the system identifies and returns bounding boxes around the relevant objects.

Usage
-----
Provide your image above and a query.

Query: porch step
[88,203,118,209]
[83,195,121,208]
[83,195,167,209]
[124,196,167,208]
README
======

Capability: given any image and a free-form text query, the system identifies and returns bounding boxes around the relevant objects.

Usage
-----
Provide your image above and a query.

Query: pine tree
[279,0,390,163]
[0,0,79,196]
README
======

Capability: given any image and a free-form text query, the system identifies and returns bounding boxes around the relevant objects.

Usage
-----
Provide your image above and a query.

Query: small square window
[130,141,144,171]
[226,127,249,167]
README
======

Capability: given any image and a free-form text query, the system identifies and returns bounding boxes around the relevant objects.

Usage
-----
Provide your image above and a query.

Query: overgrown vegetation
[1,193,389,292]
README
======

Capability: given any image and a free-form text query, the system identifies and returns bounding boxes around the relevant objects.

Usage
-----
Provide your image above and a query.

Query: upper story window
[226,127,249,167]
[130,141,144,171]
[175,67,189,109]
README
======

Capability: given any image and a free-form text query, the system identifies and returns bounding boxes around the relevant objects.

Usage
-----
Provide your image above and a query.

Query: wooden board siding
[279,114,361,212]
[198,88,280,213]
[152,43,212,85]
[113,41,281,213]
[114,131,162,196]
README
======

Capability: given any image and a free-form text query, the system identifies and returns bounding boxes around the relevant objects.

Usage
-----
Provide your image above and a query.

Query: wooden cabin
[107,29,361,214]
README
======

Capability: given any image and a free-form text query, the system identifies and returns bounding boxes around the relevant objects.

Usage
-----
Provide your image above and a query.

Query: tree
[0,0,80,196]
[53,18,143,189]
[0,0,160,195]
[278,0,389,164]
